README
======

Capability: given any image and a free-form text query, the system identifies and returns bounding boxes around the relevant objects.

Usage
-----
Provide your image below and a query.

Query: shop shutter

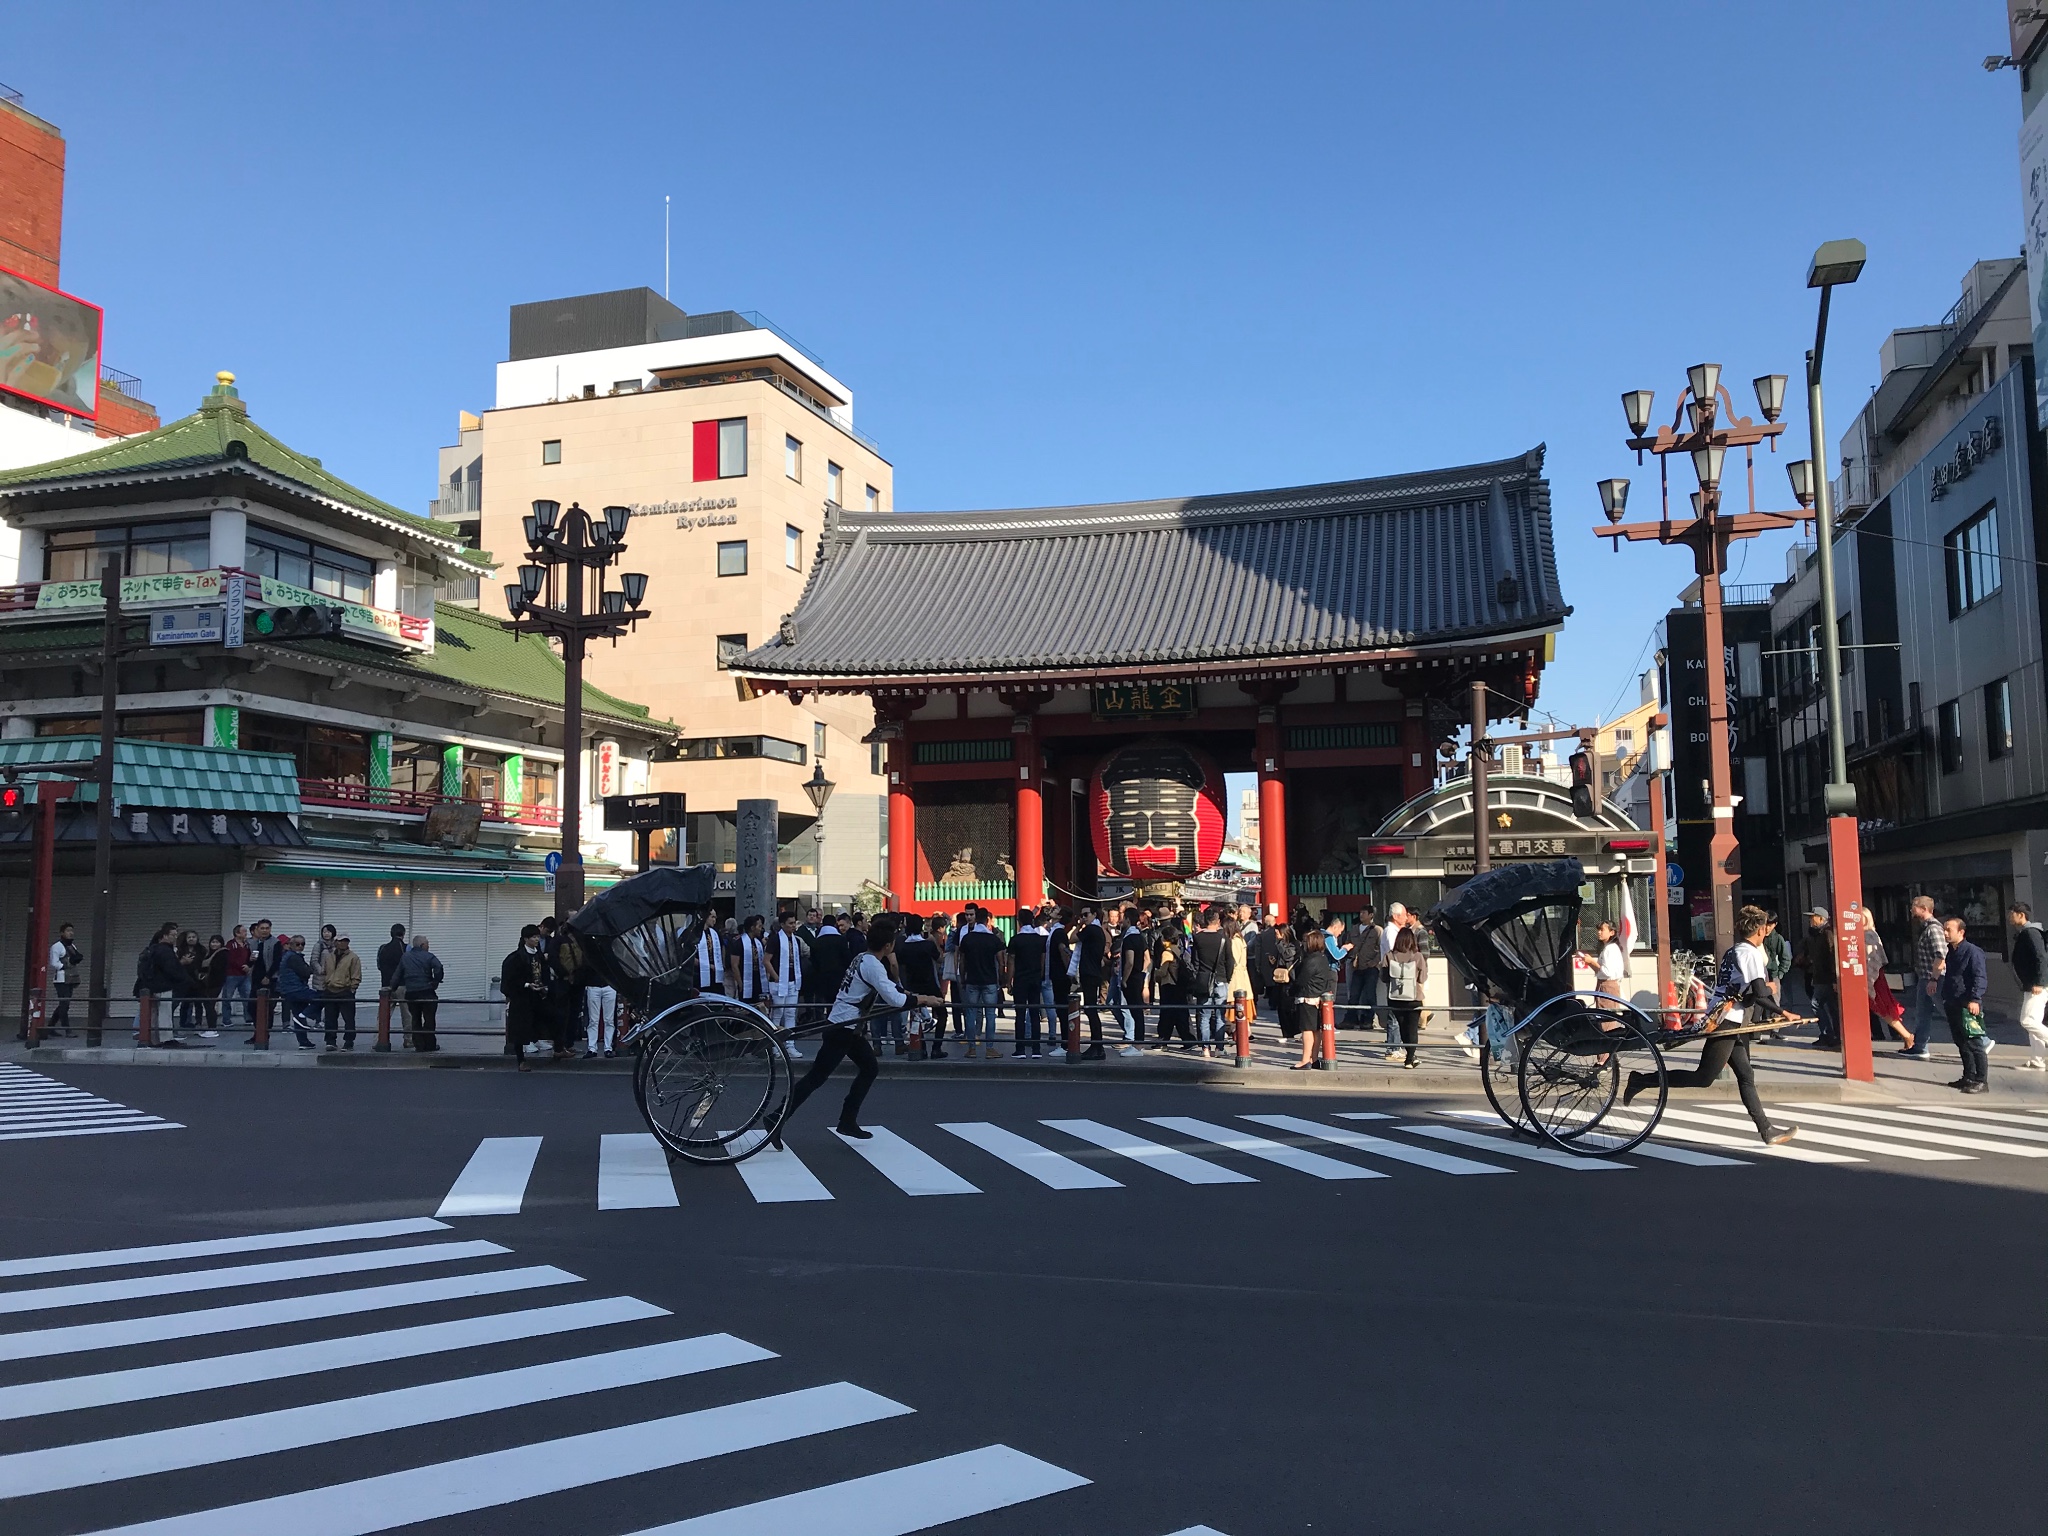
[485,884,554,972]
[411,884,492,1026]
[320,879,417,975]
[0,877,25,1024]
[113,874,213,1023]
[235,873,326,953]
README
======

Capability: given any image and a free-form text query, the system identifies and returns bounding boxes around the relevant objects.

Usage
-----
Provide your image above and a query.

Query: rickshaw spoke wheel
[1479,1016,1535,1135]
[633,1006,786,1165]
[1517,1007,1663,1156]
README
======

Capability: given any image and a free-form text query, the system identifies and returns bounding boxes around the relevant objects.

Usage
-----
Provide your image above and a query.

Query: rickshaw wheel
[633,1000,788,1165]
[1517,1004,1663,1156]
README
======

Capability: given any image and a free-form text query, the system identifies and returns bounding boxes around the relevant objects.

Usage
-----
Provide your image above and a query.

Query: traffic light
[251,606,345,640]
[1568,750,1596,819]
[0,784,20,810]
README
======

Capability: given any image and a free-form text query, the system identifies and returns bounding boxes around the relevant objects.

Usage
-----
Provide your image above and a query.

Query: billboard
[0,264,102,418]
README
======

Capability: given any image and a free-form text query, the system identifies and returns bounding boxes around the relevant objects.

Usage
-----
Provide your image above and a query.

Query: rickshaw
[565,865,807,1165]
[1425,858,1671,1156]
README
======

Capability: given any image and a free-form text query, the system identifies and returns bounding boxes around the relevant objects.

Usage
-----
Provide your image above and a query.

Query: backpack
[1388,955,1421,1003]
[554,930,587,983]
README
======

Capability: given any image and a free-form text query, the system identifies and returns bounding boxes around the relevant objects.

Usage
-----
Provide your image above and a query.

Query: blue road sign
[544,851,563,874]
[1666,862,1684,886]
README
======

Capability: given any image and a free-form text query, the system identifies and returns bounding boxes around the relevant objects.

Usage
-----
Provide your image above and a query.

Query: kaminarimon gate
[734,448,1569,919]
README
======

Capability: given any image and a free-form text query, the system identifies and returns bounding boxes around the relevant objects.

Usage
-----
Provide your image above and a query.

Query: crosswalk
[0,1064,180,1143]
[430,1102,2048,1214]
[0,1217,1239,1534]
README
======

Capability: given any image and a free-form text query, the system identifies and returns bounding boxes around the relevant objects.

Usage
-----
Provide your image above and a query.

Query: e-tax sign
[37,569,226,611]
[33,568,432,652]
[256,577,432,650]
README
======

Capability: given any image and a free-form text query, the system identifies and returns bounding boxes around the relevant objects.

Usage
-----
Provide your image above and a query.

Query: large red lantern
[1088,740,1227,881]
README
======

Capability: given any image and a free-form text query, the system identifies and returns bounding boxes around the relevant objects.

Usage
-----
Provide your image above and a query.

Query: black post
[87,557,119,1044]
[556,514,586,921]
[1469,679,1490,877]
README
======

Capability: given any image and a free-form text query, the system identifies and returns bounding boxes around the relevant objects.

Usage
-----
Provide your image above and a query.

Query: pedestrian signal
[252,606,345,640]
[1568,750,1596,818]
[0,785,19,809]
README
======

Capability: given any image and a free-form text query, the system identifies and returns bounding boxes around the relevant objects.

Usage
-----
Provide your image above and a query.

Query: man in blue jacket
[1937,916,1991,1093]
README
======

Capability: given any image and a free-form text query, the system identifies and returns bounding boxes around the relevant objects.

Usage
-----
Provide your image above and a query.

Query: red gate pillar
[1014,732,1044,915]
[1829,814,1874,1083]
[886,736,916,912]
[1256,707,1289,920]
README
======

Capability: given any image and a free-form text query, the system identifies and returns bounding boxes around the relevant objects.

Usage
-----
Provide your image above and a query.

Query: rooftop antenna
[664,195,671,300]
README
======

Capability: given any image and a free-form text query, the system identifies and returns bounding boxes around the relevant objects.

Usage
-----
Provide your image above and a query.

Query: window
[1944,506,2001,616]
[40,711,202,745]
[715,633,748,669]
[1938,698,1964,775]
[541,440,561,465]
[785,524,802,570]
[716,540,747,577]
[785,435,803,481]
[243,527,373,603]
[827,462,843,505]
[870,741,885,776]
[674,735,806,763]
[813,721,827,760]
[245,717,371,784]
[865,484,879,512]
[692,417,748,480]
[523,759,559,808]
[45,520,209,582]
[1836,613,1853,675]
[1986,677,2012,760]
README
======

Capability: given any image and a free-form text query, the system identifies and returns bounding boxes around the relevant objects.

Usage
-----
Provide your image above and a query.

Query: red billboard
[0,264,102,418]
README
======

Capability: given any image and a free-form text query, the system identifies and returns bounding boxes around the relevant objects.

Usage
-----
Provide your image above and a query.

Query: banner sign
[1091,682,1196,721]
[37,569,225,611]
[33,567,428,651]
[2022,95,2048,425]
[0,266,102,417]
[256,576,424,648]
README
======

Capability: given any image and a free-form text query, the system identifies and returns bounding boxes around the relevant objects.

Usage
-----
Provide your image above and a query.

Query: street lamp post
[1597,365,1810,959]
[504,501,650,920]
[1802,237,1875,1083]
[803,762,836,918]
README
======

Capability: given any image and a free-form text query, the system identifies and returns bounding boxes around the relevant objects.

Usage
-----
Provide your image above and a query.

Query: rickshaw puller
[773,915,942,1146]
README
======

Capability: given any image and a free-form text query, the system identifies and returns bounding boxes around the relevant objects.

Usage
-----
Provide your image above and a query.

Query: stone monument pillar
[736,798,779,925]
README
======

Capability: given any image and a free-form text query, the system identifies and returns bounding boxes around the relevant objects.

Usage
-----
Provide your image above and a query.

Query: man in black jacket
[804,915,851,1008]
[135,922,186,1048]
[376,923,408,1048]
[501,925,555,1071]
[1071,907,1109,1061]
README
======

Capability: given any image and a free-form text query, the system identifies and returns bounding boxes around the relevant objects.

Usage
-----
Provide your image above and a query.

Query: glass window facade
[785,435,802,481]
[1985,678,2012,760]
[44,520,209,582]
[718,418,747,478]
[1943,506,2001,617]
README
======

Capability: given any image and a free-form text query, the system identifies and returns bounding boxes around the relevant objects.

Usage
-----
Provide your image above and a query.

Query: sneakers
[1765,1124,1799,1145]
[1960,1080,1990,1094]
[199,1030,219,1040]
[2021,1056,2047,1072]
[787,1045,805,1060]
[835,1123,874,1140]
[1982,1038,1998,1054]
[1080,1044,1107,1061]
[1029,1050,1043,1059]
[1047,1046,1067,1059]
[1118,1045,1143,1057]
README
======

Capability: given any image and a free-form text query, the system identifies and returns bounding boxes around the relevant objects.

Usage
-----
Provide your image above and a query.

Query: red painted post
[135,991,156,1049]
[908,1008,925,1059]
[1064,1006,1080,1057]
[1828,814,1874,1083]
[375,992,394,1052]
[1315,994,1337,1071]
[1233,990,1251,1068]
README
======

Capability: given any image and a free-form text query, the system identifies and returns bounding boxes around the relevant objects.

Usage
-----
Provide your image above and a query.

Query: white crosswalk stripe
[435,1136,542,1217]
[1788,1103,2048,1144]
[1433,1109,1750,1166]
[0,1066,180,1142]
[1655,1105,1970,1160]
[1141,1117,1384,1180]
[939,1122,1122,1188]
[837,1127,982,1195]
[2,1240,511,1315]
[1849,1103,2048,1133]
[1259,1114,1511,1174]
[1397,1123,1629,1169]
[735,1144,835,1202]
[0,1222,1098,1535]
[1718,1104,2048,1156]
[598,1133,681,1209]
[1041,1119,1256,1184]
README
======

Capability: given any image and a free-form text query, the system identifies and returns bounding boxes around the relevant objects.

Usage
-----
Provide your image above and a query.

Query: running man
[772,915,943,1145]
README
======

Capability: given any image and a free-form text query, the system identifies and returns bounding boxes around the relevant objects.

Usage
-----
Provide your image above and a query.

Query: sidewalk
[10,1019,2042,1104]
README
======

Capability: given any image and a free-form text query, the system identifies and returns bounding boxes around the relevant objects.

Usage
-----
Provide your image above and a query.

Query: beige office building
[450,289,893,908]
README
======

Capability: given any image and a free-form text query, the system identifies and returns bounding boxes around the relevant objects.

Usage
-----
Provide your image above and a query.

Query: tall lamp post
[504,501,650,920]
[1596,365,1811,959]
[802,763,835,918]
[1802,237,1875,1083]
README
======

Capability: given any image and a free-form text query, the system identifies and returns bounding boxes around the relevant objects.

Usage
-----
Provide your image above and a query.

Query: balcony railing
[298,778,562,828]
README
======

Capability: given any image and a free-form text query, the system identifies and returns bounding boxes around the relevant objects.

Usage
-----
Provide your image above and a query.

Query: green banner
[36,569,227,610]
[204,704,239,749]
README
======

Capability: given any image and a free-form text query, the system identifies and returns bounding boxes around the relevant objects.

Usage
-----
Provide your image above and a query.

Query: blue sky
[10,1,2024,732]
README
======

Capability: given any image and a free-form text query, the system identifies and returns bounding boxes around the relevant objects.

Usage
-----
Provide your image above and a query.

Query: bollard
[135,991,156,1049]
[1316,994,1337,1071]
[252,991,272,1050]
[1065,1009,1081,1056]
[375,992,394,1053]
[908,1011,925,1060]
[1233,991,1251,1068]
[25,987,43,1050]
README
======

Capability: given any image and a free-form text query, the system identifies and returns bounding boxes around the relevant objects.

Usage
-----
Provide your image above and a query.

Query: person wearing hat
[1798,907,1839,1050]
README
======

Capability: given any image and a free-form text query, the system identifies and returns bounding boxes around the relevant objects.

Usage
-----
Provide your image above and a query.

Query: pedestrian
[1044,907,1072,1059]
[1594,920,1625,1001]
[956,905,1004,1059]
[320,933,361,1050]
[1379,903,1408,1051]
[247,919,284,1044]
[1864,908,1912,1049]
[1762,912,1792,1007]
[134,921,184,1048]
[1154,933,1192,1046]
[47,922,82,1036]
[1007,910,1049,1057]
[199,935,227,1039]
[1938,915,1991,1093]
[219,925,251,1039]
[1902,895,1944,1058]
[376,924,408,1048]
[798,907,822,946]
[729,912,773,1015]
[275,935,319,1050]
[1188,907,1229,1049]
[1288,914,1335,1069]
[1071,906,1109,1061]
[1115,907,1150,1053]
[311,923,338,980]
[1797,908,1839,1049]
[1221,914,1254,1052]
[804,911,851,1019]
[1625,904,1798,1144]
[1344,905,1381,1033]
[695,916,726,997]
[767,911,807,1059]
[399,936,443,1052]
[2010,902,2048,1072]
[173,929,205,1038]
[772,915,943,1146]
[896,913,943,1056]
[1386,921,1428,1068]
[501,923,555,1071]
[1266,915,1300,1034]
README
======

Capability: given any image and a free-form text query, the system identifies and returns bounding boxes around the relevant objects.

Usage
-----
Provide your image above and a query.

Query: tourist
[1115,907,1150,1053]
[1188,907,1229,1046]
[896,914,943,1056]
[1379,904,1408,1051]
[805,912,851,1020]
[173,929,205,1038]
[399,936,443,1052]
[1265,913,1299,1029]
[1154,933,1192,1045]
[246,919,282,1044]
[320,933,361,1050]
[1288,914,1334,1069]
[133,922,184,1048]
[1008,911,1049,1057]
[1386,921,1427,1068]
[695,916,726,997]
[798,907,823,945]
[198,934,228,1039]
[1938,916,1990,1093]
[956,905,1004,1058]
[2010,902,2048,1072]
[1220,913,1254,1050]
[769,910,807,1054]
[1594,920,1625,1001]
[1862,908,1910,1049]
[1798,908,1839,1049]
[501,923,554,1071]
[1071,905,1110,1061]
[1902,895,1944,1058]
[311,923,339,980]
[1762,912,1792,1005]
[1344,905,1381,1032]
[1045,906,1073,1058]
[275,935,319,1050]
[376,923,408,1046]
[47,922,82,1036]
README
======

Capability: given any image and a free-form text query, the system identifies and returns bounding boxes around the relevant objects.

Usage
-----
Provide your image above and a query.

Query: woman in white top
[773,915,943,1145]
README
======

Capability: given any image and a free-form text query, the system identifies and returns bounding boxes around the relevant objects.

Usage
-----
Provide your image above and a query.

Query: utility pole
[87,557,120,1046]
[1469,679,1490,876]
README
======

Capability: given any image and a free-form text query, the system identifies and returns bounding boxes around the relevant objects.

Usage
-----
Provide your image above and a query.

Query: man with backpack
[1188,907,1230,1046]
[134,922,186,1048]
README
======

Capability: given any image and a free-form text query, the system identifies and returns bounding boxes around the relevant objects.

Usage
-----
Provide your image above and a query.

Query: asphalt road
[0,1062,2042,1535]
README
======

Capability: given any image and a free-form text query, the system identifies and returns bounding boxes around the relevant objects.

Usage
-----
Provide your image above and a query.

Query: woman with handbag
[1386,924,1429,1068]
[1267,920,1301,1044]
[1864,908,1910,1046]
[1288,915,1335,1069]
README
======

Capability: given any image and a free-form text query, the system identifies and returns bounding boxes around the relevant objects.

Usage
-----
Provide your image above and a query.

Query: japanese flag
[1618,879,1637,978]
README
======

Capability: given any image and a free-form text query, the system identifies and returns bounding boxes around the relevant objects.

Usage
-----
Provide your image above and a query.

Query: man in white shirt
[773,915,942,1145]
[1379,904,1407,1049]
[695,923,725,996]
[769,911,807,1058]
[1595,920,1626,1000]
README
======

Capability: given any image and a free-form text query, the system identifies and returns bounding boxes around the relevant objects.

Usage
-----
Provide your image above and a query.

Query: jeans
[323,992,357,1048]
[1347,965,1381,1033]
[1013,979,1053,1047]
[1812,988,1840,1047]
[960,983,1001,1046]
[218,973,250,1035]
[871,1008,906,1048]
[1945,1001,1988,1084]
[1909,979,1939,1053]
[1195,979,1230,1041]
[585,985,618,1052]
